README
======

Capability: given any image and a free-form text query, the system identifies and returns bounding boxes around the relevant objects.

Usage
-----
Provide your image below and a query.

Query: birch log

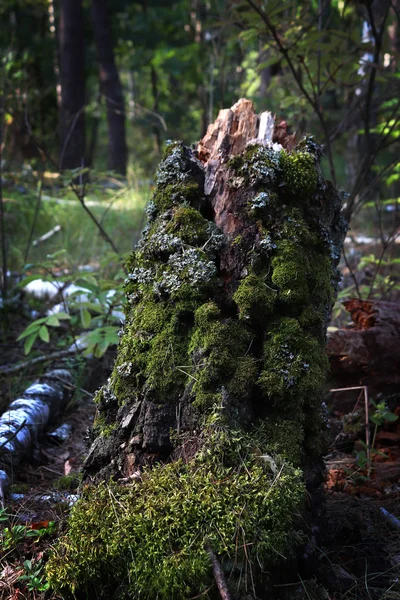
[0,369,73,504]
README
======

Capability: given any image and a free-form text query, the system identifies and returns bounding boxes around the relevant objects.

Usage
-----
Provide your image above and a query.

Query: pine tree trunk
[58,0,86,170]
[91,0,127,176]
[47,99,347,600]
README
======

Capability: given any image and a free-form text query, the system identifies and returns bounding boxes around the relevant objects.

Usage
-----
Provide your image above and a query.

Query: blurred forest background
[0,0,399,364]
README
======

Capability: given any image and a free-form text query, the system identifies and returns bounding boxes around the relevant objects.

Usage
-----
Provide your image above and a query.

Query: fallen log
[0,369,73,504]
[327,299,400,391]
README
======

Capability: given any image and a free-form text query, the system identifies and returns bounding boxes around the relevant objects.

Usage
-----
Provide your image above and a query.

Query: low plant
[0,508,56,551]
[354,400,398,475]
[17,249,127,358]
[17,559,50,593]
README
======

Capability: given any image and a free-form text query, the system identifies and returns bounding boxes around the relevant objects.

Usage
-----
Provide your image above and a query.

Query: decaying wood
[198,99,285,299]
[327,299,400,388]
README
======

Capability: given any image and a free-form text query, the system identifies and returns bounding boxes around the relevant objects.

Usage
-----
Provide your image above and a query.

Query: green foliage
[0,508,56,552]
[46,418,304,599]
[17,311,71,355]
[18,559,50,593]
[17,250,127,358]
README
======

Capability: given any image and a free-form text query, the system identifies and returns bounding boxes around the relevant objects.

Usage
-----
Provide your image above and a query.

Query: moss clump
[46,419,304,599]
[165,206,209,247]
[233,272,276,326]
[111,304,190,406]
[153,180,202,212]
[271,256,309,308]
[280,150,318,198]
[188,302,254,410]
[54,474,82,491]
[257,318,329,410]
[262,419,305,465]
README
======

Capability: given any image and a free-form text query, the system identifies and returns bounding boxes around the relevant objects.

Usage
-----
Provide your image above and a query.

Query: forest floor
[1,358,399,600]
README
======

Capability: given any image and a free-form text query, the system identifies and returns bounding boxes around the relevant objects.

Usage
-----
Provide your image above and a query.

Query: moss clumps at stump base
[46,99,347,599]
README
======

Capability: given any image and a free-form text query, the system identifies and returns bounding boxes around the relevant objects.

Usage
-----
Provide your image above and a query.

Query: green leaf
[81,302,105,314]
[46,315,60,327]
[53,311,72,320]
[383,412,399,422]
[17,319,45,340]
[24,333,37,355]
[81,308,92,329]
[39,326,50,343]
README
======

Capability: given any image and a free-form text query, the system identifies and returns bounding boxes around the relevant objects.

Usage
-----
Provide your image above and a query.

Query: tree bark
[48,99,347,599]
[91,0,127,176]
[58,0,86,170]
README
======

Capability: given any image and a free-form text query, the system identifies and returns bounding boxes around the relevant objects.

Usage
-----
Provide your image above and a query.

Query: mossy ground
[46,416,304,599]
[47,138,345,598]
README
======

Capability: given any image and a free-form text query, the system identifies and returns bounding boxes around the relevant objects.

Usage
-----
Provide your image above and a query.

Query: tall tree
[58,0,86,170]
[91,0,127,176]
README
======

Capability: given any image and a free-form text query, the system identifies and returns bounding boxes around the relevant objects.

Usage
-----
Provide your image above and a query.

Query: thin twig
[0,420,27,452]
[24,171,44,264]
[48,374,94,398]
[0,70,7,299]
[205,544,231,600]
[0,348,78,376]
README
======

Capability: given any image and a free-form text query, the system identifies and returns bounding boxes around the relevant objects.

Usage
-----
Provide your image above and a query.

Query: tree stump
[47,99,347,599]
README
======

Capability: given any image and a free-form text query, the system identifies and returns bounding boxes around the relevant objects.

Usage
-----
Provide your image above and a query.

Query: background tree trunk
[91,0,127,176]
[48,100,347,599]
[58,0,86,170]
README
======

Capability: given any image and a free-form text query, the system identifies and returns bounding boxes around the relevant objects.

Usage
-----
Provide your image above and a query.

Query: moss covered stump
[46,99,347,599]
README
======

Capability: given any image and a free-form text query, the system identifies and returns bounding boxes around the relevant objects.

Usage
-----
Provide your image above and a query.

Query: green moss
[257,318,329,409]
[165,206,209,246]
[227,356,258,402]
[153,180,202,212]
[231,234,242,246]
[189,303,254,409]
[112,304,190,406]
[233,272,276,326]
[54,474,82,491]
[10,483,30,494]
[46,420,304,599]
[280,150,318,198]
[271,257,309,307]
[262,419,304,465]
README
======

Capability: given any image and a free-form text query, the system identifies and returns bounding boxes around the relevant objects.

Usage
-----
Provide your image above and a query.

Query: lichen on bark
[46,100,347,599]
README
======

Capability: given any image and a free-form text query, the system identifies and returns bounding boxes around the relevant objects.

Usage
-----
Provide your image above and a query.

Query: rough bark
[91,0,127,176]
[58,0,86,170]
[47,99,347,599]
